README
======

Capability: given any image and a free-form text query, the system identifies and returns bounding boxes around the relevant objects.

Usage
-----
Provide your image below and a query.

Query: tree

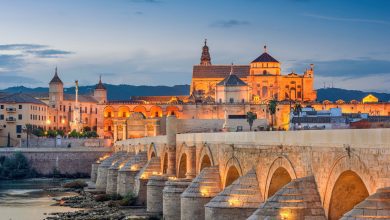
[267,99,278,130]
[293,102,303,128]
[69,129,80,138]
[246,111,257,131]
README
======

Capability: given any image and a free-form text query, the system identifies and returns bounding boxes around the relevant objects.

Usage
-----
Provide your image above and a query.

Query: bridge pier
[163,178,192,220]
[147,175,168,214]
[106,154,133,194]
[248,176,326,220]
[134,157,161,206]
[96,152,125,191]
[117,152,148,196]
[91,162,100,183]
[185,145,196,179]
[205,169,262,220]
[181,166,222,220]
[341,187,390,219]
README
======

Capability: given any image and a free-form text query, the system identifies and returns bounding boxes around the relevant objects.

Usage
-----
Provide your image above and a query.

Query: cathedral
[191,40,317,103]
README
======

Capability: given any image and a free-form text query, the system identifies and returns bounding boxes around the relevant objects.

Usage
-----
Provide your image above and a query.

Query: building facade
[191,42,317,103]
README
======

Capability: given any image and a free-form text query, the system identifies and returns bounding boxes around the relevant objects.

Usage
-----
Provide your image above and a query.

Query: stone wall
[0,147,112,175]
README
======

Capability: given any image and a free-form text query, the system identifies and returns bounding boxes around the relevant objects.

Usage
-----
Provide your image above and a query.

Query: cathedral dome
[251,45,279,63]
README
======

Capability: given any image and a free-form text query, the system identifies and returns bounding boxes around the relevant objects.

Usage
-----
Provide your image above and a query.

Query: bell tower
[49,67,64,107]
[93,76,107,104]
[200,39,211,66]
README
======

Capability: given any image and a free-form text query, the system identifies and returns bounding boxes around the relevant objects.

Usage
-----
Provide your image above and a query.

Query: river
[0,178,83,220]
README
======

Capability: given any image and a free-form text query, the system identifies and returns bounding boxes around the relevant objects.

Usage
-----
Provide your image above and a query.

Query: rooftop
[0,93,47,105]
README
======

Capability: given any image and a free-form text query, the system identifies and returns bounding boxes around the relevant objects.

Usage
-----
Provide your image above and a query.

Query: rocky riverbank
[44,185,158,220]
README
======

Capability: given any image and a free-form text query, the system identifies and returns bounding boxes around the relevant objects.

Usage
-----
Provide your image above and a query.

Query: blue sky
[0,0,390,92]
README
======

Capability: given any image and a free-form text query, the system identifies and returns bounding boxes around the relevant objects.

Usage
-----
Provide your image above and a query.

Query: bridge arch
[263,156,297,200]
[148,143,158,160]
[328,170,369,220]
[323,154,375,219]
[223,156,243,188]
[197,144,215,173]
[177,152,187,178]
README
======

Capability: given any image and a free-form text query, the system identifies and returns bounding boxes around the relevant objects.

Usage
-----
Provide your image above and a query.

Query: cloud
[290,58,390,78]
[301,13,390,25]
[0,44,46,51]
[210,20,250,28]
[0,54,25,70]
[25,49,73,58]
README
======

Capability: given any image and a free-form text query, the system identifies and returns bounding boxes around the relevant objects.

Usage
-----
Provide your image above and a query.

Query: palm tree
[293,103,303,130]
[246,111,257,131]
[268,99,278,130]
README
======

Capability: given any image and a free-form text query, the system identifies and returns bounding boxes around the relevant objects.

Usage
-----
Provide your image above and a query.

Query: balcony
[6,117,16,122]
[6,107,16,112]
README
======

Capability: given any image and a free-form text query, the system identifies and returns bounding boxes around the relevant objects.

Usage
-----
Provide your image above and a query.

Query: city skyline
[0,0,389,92]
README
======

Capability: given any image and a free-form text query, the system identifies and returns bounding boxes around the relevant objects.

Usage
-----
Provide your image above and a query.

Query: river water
[0,178,83,220]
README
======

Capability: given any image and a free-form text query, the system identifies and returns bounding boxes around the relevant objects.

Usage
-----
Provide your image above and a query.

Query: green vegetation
[63,180,88,189]
[267,99,278,130]
[246,111,257,131]
[119,192,137,206]
[0,152,37,179]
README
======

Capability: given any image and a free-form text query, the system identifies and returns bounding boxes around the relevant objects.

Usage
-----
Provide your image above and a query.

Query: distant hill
[0,84,191,101]
[316,88,390,102]
[1,85,389,102]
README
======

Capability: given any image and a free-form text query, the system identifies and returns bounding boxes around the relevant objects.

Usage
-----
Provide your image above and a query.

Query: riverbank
[46,182,159,220]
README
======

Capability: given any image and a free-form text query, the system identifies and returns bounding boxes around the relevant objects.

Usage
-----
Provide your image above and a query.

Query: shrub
[0,152,36,179]
[119,192,137,206]
[94,194,111,202]
[63,180,88,189]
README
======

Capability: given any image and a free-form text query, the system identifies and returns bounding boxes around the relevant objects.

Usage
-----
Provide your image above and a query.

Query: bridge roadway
[94,116,390,220]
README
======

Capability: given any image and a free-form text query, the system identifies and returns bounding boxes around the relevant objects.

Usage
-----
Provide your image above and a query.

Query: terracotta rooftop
[192,65,249,79]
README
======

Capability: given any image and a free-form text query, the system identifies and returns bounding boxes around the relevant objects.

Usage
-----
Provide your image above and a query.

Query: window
[108,126,111,131]
[229,98,234,103]
[69,106,71,112]
[242,99,245,103]
[95,108,97,114]
[108,112,112,118]
[18,105,22,109]
[219,98,222,103]
[0,114,3,120]
[18,114,22,120]
[16,125,22,134]
[263,70,267,75]
[85,107,87,113]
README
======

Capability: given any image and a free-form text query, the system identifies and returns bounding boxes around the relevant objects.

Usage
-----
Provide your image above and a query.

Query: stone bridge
[93,116,390,220]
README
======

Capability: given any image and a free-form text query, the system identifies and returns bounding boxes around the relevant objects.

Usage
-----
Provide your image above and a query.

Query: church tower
[200,39,211,66]
[49,67,64,107]
[93,76,107,104]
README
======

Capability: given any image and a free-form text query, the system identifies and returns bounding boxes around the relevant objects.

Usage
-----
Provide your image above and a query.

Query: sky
[0,0,390,92]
